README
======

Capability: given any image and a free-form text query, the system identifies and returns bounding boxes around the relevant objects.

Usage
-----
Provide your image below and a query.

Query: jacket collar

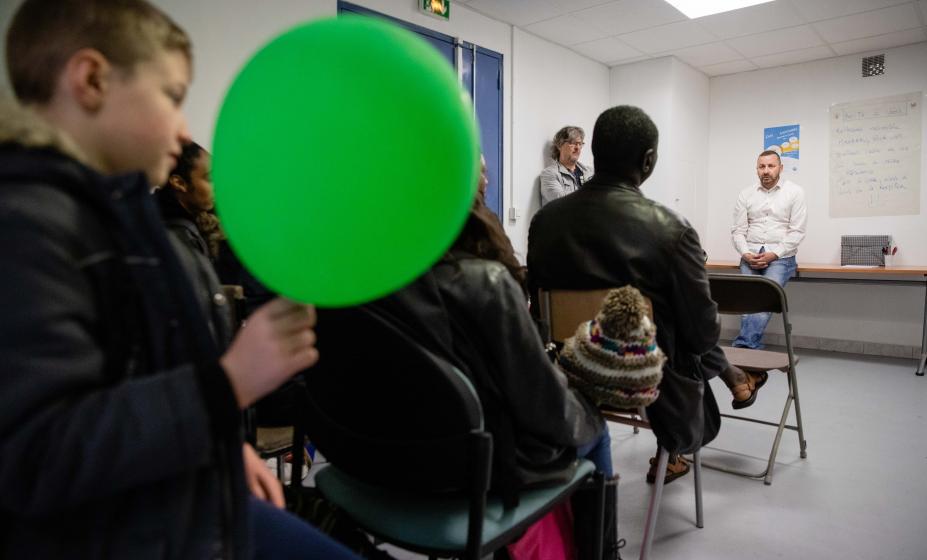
[584,171,640,193]
[0,97,92,166]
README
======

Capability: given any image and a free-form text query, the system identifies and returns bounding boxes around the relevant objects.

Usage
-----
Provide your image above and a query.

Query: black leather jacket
[348,252,604,498]
[528,173,721,453]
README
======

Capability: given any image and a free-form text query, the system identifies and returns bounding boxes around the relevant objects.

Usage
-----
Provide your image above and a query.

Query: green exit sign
[421,0,450,20]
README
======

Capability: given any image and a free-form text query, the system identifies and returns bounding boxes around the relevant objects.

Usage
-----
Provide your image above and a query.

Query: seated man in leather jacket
[528,105,756,484]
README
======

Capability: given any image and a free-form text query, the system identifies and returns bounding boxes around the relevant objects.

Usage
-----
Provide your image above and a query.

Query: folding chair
[705,273,808,485]
[301,307,604,560]
[538,288,703,560]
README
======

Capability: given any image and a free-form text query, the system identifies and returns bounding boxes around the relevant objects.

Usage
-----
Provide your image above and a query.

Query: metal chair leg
[788,367,808,458]
[693,449,704,528]
[592,472,606,560]
[764,394,794,485]
[640,448,668,560]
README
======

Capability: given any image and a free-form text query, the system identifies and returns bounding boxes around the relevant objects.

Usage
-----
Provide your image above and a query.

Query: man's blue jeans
[732,255,797,349]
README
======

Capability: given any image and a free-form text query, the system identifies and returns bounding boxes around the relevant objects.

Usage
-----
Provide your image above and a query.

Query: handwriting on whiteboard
[829,92,921,217]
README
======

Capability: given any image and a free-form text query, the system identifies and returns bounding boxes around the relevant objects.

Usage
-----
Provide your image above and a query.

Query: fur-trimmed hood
[0,96,90,166]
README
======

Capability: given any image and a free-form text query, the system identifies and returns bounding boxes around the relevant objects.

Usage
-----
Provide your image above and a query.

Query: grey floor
[306,349,927,560]
[610,349,927,560]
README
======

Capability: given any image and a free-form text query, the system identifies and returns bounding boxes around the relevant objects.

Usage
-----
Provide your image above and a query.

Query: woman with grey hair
[540,125,593,206]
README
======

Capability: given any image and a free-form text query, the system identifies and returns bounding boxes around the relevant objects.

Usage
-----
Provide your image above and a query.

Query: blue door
[338,2,504,218]
[473,47,503,219]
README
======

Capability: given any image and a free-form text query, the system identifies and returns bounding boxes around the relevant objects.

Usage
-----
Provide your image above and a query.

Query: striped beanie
[558,286,665,408]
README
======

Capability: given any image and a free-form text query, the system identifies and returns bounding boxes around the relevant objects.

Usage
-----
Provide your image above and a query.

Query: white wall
[509,27,610,261]
[154,0,337,145]
[706,42,927,348]
[706,42,927,266]
[609,57,711,236]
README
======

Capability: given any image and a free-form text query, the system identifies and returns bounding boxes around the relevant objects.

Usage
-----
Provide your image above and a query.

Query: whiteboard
[829,92,922,218]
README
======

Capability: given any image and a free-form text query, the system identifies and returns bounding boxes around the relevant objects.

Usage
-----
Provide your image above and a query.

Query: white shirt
[731,179,807,259]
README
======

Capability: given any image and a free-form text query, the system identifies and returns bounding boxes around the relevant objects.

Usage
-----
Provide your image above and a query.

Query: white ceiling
[455,0,927,75]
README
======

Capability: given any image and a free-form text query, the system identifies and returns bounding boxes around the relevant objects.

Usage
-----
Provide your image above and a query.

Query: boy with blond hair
[0,1,358,557]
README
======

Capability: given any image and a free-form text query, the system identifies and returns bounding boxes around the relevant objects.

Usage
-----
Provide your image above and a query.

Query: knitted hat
[558,286,665,408]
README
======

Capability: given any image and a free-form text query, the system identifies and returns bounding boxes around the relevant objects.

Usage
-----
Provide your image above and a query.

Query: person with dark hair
[156,141,232,346]
[317,191,618,558]
[540,125,592,205]
[383,196,610,478]
[730,150,807,349]
[528,105,729,485]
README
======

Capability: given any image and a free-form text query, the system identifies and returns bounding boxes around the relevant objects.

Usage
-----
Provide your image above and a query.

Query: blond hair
[6,0,191,104]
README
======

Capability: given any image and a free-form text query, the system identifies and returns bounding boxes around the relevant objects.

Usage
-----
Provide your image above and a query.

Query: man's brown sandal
[731,370,768,410]
[646,455,690,485]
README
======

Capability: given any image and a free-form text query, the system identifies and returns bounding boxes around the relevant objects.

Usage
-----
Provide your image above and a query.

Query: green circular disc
[213,16,479,306]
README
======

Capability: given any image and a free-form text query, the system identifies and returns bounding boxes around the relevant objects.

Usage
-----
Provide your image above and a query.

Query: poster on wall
[763,124,800,173]
[829,92,922,218]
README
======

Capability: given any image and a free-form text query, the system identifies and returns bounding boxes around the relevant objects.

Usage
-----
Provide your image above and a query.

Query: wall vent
[861,54,885,77]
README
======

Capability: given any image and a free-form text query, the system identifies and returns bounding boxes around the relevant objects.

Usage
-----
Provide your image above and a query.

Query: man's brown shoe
[646,455,690,485]
[730,369,768,409]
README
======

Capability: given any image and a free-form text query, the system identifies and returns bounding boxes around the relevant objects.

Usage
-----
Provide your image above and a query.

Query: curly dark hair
[163,141,225,260]
[591,106,658,174]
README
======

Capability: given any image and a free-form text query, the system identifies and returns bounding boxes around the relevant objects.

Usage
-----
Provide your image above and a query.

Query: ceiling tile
[546,0,614,11]
[571,36,644,63]
[812,3,922,43]
[524,14,609,46]
[664,41,745,67]
[619,20,717,53]
[787,0,911,22]
[697,1,806,39]
[573,0,687,36]
[606,54,652,66]
[727,24,824,58]
[463,0,565,26]
[701,58,759,76]
[830,27,927,55]
[750,44,837,68]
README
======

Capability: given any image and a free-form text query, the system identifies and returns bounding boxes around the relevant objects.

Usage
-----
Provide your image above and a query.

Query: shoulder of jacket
[0,177,85,230]
[456,257,508,283]
[633,195,691,231]
[540,163,562,177]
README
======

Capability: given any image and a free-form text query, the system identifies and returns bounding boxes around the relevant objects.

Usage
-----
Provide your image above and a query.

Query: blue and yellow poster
[763,124,799,173]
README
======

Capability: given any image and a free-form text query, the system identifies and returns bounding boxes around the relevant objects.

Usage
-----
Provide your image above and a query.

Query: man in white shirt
[539,125,592,205]
[730,150,807,349]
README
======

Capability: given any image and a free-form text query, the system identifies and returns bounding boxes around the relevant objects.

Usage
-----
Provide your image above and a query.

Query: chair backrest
[539,288,612,343]
[302,306,490,494]
[707,273,788,315]
[538,287,654,344]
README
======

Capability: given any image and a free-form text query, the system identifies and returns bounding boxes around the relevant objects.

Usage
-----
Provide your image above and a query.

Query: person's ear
[642,148,657,175]
[62,49,113,112]
[168,174,189,193]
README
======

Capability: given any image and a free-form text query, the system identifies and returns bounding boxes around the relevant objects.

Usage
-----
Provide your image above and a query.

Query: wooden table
[706,261,927,376]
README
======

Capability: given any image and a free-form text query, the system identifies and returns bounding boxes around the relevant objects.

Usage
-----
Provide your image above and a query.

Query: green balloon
[213,16,479,307]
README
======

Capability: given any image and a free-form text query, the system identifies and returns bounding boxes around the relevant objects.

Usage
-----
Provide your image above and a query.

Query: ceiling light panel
[665,0,774,19]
